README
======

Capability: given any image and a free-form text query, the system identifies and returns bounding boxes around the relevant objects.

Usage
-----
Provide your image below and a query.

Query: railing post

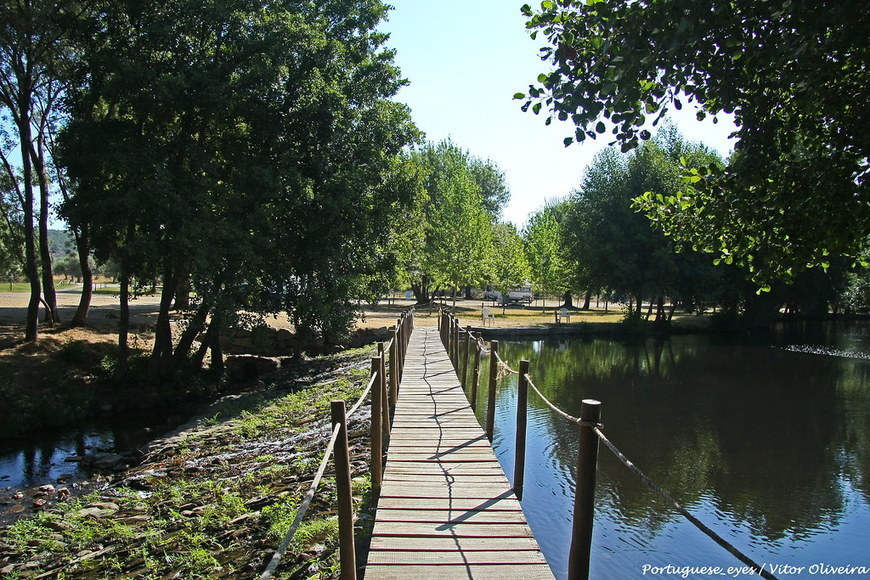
[470,339,481,410]
[486,340,499,441]
[461,326,471,390]
[568,399,602,580]
[514,360,529,501]
[396,318,404,383]
[452,318,459,368]
[331,400,356,580]
[389,327,399,409]
[378,344,390,446]
[370,357,383,494]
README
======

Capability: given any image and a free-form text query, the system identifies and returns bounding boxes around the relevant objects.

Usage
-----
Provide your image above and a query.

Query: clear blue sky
[379,0,736,228]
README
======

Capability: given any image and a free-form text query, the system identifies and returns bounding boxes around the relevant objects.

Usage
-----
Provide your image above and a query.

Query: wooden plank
[367,550,549,565]
[364,564,554,580]
[373,509,529,524]
[368,536,538,551]
[369,521,536,538]
[375,497,522,511]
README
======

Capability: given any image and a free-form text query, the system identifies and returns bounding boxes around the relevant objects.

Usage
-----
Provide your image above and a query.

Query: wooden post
[331,400,356,580]
[470,340,481,410]
[514,360,530,501]
[396,318,404,383]
[389,328,399,408]
[370,357,383,494]
[461,326,471,390]
[568,399,602,580]
[453,318,459,370]
[485,340,499,441]
[378,345,390,446]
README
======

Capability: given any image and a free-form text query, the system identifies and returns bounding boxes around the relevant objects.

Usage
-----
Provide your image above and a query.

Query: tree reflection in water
[474,323,870,578]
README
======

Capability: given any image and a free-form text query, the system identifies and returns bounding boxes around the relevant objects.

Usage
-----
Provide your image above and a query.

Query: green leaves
[520,0,870,285]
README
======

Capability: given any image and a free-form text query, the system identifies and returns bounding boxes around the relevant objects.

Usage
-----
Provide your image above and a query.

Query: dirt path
[0,286,163,332]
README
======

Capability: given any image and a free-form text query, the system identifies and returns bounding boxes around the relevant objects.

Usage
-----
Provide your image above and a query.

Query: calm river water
[472,322,870,579]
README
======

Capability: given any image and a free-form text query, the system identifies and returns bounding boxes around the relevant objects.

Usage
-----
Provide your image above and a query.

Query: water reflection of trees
[495,335,869,542]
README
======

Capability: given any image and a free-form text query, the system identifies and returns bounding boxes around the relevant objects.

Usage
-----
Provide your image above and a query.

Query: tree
[0,0,80,338]
[523,200,572,308]
[397,141,507,304]
[520,0,869,283]
[565,129,726,321]
[490,222,529,313]
[60,0,418,376]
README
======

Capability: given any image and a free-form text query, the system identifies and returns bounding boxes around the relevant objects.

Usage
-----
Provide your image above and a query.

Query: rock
[77,506,114,518]
[82,452,129,471]
[87,501,120,511]
[225,355,279,381]
[57,487,72,501]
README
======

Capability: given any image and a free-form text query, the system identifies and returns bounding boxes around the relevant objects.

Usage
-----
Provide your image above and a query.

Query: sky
[379,0,737,228]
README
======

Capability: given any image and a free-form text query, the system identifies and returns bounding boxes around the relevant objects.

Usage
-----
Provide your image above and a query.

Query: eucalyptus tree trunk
[70,223,93,326]
[149,268,179,379]
[19,107,41,341]
[34,136,59,323]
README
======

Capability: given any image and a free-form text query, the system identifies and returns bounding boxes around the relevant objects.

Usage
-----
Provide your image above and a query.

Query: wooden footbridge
[364,325,553,579]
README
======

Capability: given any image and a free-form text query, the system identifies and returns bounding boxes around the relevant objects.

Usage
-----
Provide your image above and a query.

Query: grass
[0,344,378,578]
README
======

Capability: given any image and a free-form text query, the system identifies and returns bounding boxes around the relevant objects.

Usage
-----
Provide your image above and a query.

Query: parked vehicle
[507,285,533,304]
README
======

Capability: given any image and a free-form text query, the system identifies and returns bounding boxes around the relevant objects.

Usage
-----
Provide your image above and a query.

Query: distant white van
[508,285,533,304]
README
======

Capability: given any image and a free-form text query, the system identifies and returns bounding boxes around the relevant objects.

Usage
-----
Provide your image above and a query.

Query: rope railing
[438,308,776,580]
[260,307,414,580]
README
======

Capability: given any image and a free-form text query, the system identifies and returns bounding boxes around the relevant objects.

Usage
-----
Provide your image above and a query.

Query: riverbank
[0,345,378,578]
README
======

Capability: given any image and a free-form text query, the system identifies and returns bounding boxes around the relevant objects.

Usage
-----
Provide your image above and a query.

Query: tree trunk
[34,136,59,324]
[667,300,678,321]
[208,310,224,374]
[560,291,574,309]
[411,274,430,304]
[116,273,130,379]
[582,291,592,310]
[70,224,92,326]
[149,268,179,378]
[174,300,211,364]
[174,274,191,310]
[17,98,40,341]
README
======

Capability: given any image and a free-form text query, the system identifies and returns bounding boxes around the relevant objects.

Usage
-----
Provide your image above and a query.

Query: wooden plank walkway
[365,327,553,579]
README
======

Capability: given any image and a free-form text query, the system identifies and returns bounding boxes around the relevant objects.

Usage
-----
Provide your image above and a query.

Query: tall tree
[398,141,507,303]
[520,0,869,284]
[61,0,418,375]
[565,132,724,320]
[490,222,529,313]
[523,200,572,307]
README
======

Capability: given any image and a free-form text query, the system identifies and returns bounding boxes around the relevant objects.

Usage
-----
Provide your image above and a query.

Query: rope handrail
[260,304,414,578]
[522,370,775,579]
[260,422,342,579]
[348,371,377,419]
[524,374,601,428]
[592,426,775,579]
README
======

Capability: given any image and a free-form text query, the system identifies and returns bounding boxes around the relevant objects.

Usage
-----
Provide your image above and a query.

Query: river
[472,322,870,578]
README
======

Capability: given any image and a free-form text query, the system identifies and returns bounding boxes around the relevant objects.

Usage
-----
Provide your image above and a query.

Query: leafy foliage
[393,140,510,303]
[520,0,869,283]
[523,200,572,303]
[60,0,418,361]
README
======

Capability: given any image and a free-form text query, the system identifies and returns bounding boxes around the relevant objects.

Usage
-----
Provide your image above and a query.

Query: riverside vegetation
[0,344,378,578]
